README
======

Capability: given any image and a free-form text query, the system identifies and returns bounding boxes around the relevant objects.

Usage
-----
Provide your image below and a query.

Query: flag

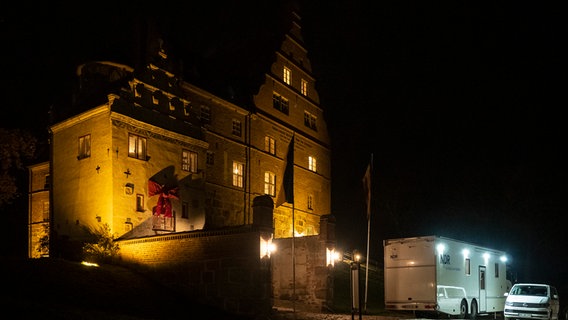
[362,161,372,220]
[276,136,294,207]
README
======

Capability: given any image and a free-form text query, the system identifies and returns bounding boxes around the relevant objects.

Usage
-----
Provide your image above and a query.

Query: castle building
[28,7,334,315]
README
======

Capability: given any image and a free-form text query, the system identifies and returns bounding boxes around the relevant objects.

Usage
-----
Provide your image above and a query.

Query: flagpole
[292,202,296,315]
[364,153,373,313]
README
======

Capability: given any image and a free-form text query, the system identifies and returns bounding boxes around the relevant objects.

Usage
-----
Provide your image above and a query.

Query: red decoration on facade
[148,180,179,217]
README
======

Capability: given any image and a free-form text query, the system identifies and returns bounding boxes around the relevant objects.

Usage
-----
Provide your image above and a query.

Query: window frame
[265,136,276,155]
[283,66,291,85]
[308,156,317,172]
[128,133,147,160]
[232,161,244,188]
[264,171,276,196]
[182,149,198,173]
[78,134,91,160]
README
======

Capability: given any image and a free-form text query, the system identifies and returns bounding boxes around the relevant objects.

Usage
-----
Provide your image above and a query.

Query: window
[183,102,191,116]
[128,134,147,160]
[152,94,159,105]
[308,156,317,172]
[272,92,289,115]
[283,66,291,85]
[200,104,211,124]
[182,201,189,219]
[495,263,499,277]
[265,136,276,155]
[465,258,471,275]
[136,194,144,212]
[304,111,317,130]
[78,134,91,160]
[169,100,175,111]
[124,219,133,232]
[264,171,276,196]
[307,194,313,210]
[182,149,198,173]
[206,151,214,165]
[301,79,308,96]
[232,161,244,188]
[232,119,242,137]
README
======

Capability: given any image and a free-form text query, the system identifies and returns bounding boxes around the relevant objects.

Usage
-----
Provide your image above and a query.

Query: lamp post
[351,250,362,320]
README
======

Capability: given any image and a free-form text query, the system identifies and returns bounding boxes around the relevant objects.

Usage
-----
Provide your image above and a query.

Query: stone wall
[117,226,272,316]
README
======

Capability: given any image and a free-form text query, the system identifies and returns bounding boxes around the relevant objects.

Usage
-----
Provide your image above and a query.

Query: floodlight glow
[436,243,445,255]
[260,237,276,259]
[500,255,507,262]
[81,261,99,267]
[326,248,339,266]
[462,249,470,258]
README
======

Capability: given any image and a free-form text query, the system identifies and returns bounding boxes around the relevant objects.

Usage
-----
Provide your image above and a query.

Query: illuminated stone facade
[28,9,334,315]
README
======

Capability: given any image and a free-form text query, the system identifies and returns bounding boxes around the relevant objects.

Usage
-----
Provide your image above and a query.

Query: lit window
[182,149,198,173]
[265,136,276,155]
[136,194,144,212]
[301,79,308,96]
[128,134,147,160]
[264,171,276,196]
[152,95,159,105]
[200,104,211,124]
[232,161,244,188]
[308,156,317,172]
[307,194,313,210]
[283,66,291,85]
[304,111,317,130]
[232,119,242,137]
[78,134,91,160]
[169,100,175,111]
[272,92,289,115]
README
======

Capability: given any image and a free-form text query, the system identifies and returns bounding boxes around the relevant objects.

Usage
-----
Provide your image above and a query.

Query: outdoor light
[326,248,339,266]
[500,255,507,262]
[259,236,276,259]
[462,248,470,258]
[436,243,445,255]
[354,252,361,262]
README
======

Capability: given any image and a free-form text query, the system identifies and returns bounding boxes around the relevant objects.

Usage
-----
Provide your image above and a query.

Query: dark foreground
[2,257,256,319]
[2,257,413,320]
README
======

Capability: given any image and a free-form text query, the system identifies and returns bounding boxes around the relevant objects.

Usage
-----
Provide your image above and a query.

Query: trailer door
[479,266,486,312]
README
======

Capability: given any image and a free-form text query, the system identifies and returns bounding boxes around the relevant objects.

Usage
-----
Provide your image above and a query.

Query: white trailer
[384,235,510,319]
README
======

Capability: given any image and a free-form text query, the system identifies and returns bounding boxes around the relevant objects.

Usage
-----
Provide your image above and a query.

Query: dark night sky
[2,1,567,294]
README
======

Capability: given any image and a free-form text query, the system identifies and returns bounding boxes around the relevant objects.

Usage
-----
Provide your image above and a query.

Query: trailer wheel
[470,300,478,320]
[459,299,468,319]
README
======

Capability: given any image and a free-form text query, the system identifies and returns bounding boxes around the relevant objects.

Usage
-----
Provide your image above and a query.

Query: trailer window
[465,258,471,275]
[495,263,499,277]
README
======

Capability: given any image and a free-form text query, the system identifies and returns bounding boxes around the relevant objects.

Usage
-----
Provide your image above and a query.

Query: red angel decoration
[148,180,179,217]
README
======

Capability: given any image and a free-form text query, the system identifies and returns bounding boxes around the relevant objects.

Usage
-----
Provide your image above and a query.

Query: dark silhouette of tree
[0,128,37,207]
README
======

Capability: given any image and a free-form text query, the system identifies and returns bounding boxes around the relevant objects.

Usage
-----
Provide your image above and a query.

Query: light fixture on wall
[260,235,276,259]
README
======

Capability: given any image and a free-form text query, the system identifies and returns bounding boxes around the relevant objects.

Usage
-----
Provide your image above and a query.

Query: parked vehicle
[384,235,510,319]
[504,283,560,320]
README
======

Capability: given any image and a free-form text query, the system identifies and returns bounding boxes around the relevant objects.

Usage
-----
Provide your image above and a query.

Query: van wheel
[459,300,468,319]
[470,300,478,320]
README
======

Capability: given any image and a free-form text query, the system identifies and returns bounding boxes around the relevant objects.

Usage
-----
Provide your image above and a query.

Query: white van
[504,283,560,320]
